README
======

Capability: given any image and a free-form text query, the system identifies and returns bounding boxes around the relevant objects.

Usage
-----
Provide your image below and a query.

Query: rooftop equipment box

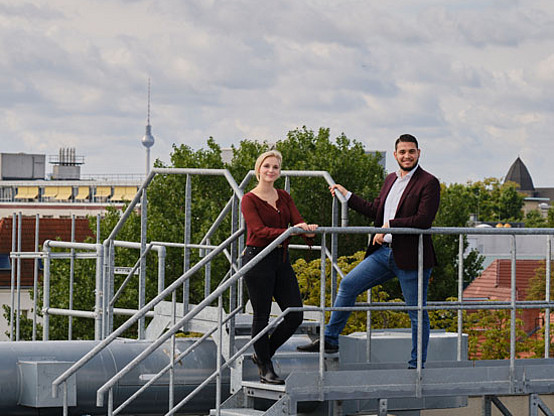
[0,153,45,180]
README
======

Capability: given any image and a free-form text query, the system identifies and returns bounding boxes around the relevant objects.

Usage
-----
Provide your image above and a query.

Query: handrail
[51,226,246,397]
[94,227,296,406]
[99,225,554,409]
[113,304,244,415]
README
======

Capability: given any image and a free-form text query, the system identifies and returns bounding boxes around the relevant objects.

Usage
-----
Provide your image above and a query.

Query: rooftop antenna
[141,77,155,175]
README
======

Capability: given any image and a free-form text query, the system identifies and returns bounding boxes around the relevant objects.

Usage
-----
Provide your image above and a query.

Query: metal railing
[51,225,554,415]
[6,166,554,415]
[43,168,347,415]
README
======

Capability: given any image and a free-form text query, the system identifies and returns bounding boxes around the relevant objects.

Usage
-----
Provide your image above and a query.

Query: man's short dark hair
[395,134,419,150]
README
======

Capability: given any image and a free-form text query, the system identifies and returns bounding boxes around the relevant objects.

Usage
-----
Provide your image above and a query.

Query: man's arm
[330,184,382,220]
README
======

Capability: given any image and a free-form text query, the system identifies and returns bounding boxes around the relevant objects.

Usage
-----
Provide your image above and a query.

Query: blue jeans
[325,246,432,368]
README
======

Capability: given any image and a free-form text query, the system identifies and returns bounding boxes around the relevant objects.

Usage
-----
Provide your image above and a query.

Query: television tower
[141,78,155,175]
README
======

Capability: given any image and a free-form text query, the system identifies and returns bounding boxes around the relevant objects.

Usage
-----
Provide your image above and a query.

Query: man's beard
[399,162,417,172]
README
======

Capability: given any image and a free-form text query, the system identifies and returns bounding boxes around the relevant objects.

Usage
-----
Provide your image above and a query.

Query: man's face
[394,141,420,172]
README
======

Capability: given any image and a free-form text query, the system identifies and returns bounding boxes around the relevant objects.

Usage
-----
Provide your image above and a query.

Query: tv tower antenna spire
[141,77,155,175]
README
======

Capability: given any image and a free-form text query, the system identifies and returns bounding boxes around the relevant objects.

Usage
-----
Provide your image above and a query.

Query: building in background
[505,157,553,216]
[0,148,143,340]
[0,148,142,218]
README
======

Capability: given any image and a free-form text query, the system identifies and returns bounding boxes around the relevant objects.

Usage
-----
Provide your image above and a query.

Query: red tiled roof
[463,259,547,334]
[463,259,545,302]
[0,216,94,287]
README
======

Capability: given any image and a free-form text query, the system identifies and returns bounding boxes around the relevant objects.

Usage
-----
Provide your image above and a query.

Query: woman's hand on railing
[293,222,318,238]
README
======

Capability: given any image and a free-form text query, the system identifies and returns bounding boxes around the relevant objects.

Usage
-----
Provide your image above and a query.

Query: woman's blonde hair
[254,150,282,181]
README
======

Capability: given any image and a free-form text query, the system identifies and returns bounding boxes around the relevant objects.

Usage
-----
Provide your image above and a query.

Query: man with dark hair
[298,134,440,369]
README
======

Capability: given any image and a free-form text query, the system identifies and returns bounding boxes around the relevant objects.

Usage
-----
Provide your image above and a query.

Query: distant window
[0,254,11,271]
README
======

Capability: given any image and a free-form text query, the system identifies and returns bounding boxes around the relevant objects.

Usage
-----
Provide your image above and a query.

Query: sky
[1,0,553,186]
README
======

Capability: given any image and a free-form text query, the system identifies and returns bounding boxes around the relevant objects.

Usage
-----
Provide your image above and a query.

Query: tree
[229,126,385,257]
[464,309,531,359]
[525,210,548,228]
[13,128,384,340]
[466,178,524,223]
[429,183,485,300]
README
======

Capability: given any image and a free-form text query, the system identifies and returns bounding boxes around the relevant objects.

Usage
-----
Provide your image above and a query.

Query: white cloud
[0,0,553,188]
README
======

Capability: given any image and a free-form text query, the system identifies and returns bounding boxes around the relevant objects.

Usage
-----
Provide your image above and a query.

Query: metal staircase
[6,167,554,416]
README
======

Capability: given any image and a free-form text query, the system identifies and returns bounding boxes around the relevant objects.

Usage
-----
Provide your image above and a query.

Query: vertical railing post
[215,295,223,416]
[96,213,101,244]
[228,194,239,357]
[238,215,245,308]
[68,214,75,340]
[457,233,464,361]
[158,245,166,295]
[366,288,372,363]
[546,235,552,358]
[331,197,339,304]
[139,188,148,339]
[9,212,16,341]
[16,212,22,341]
[62,381,68,416]
[204,242,211,299]
[510,234,517,390]
[32,214,39,341]
[103,240,115,337]
[94,244,104,341]
[183,174,192,332]
[43,244,51,341]
[318,232,327,386]
[169,291,176,412]
[416,233,423,397]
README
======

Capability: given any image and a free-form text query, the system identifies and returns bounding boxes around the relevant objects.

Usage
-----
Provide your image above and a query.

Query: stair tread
[212,408,264,416]
[242,380,287,392]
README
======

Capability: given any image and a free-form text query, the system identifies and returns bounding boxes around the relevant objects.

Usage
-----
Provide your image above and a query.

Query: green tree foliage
[464,309,531,359]
[430,183,484,300]
[294,251,411,333]
[229,126,385,256]
[523,206,554,228]
[8,128,530,345]
[525,210,548,228]
[466,178,524,223]
[13,128,383,340]
[525,263,553,302]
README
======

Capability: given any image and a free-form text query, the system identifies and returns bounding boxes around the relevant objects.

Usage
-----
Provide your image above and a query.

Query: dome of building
[505,157,534,192]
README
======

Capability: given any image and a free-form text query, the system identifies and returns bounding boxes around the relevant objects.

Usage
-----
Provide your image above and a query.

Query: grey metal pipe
[53,227,247,395]
[510,235,517,390]
[16,211,22,341]
[68,215,75,340]
[33,214,39,341]
[94,244,103,340]
[457,234,464,361]
[319,232,326,389]
[94,227,289,407]
[183,174,192,333]
[139,188,147,339]
[9,212,16,341]
[416,234,424,398]
[546,235,552,358]
[0,339,230,416]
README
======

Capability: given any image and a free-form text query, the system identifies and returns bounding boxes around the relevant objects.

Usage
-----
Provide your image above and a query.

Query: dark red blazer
[348,166,440,270]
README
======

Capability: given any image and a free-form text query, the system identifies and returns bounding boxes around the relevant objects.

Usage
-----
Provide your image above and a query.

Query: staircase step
[211,408,264,416]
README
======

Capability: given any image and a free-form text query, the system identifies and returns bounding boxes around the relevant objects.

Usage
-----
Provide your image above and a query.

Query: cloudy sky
[1,0,553,186]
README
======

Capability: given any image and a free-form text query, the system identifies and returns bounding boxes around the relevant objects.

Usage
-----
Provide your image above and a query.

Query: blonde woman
[241,150,317,384]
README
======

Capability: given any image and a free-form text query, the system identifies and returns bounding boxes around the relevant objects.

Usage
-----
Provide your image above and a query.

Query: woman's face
[258,156,281,184]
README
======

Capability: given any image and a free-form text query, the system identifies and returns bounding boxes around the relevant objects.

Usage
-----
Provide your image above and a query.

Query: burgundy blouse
[241,189,312,248]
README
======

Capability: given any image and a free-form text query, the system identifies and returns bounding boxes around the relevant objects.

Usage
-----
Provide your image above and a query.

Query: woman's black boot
[252,354,285,385]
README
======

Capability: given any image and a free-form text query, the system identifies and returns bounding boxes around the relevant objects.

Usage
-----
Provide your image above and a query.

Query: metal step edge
[210,408,264,416]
